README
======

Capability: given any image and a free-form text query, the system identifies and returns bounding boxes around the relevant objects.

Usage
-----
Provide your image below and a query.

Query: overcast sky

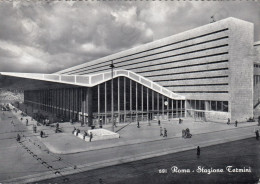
[0,1,259,74]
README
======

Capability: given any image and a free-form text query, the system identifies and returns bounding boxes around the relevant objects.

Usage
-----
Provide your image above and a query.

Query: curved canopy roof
[0,70,185,100]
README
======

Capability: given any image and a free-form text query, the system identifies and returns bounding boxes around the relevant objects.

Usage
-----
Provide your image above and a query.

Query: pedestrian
[160,127,163,136]
[16,134,20,142]
[182,129,186,138]
[26,119,28,126]
[197,146,200,158]
[76,129,80,136]
[158,120,161,126]
[235,120,238,127]
[72,127,76,134]
[256,130,259,140]
[227,118,230,125]
[89,132,93,142]
[179,118,182,124]
[83,131,88,140]
[34,125,37,133]
[40,131,44,138]
[137,121,140,128]
[99,178,103,184]
[163,128,167,137]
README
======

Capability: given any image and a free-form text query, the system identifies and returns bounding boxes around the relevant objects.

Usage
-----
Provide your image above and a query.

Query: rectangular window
[217,101,222,111]
[211,101,216,111]
[191,100,196,109]
[223,101,228,112]
[196,100,200,110]
[200,100,205,110]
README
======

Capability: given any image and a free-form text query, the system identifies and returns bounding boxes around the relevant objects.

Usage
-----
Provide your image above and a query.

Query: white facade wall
[56,17,256,122]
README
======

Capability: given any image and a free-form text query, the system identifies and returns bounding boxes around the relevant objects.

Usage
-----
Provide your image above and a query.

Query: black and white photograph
[0,0,260,183]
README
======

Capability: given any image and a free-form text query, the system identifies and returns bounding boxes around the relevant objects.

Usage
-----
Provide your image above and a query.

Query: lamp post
[164,100,168,120]
[110,60,115,132]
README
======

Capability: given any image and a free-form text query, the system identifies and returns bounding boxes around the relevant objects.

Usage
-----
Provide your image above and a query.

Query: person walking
[227,118,230,125]
[197,146,200,158]
[16,134,21,142]
[163,128,167,137]
[83,131,88,140]
[137,121,140,128]
[40,131,44,138]
[89,132,93,142]
[256,130,259,140]
[235,120,238,127]
[158,120,161,126]
[160,127,163,136]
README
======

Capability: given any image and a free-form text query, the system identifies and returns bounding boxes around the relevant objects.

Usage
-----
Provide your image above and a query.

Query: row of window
[61,28,229,75]
[186,100,228,112]
[254,64,260,68]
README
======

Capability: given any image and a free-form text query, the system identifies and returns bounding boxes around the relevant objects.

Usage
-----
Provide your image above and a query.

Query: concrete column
[84,88,88,125]
[75,88,79,121]
[157,93,159,118]
[59,89,62,115]
[141,85,143,122]
[171,99,174,119]
[64,89,66,118]
[118,77,120,124]
[70,88,72,120]
[87,87,93,127]
[180,100,183,117]
[184,100,187,118]
[162,95,164,118]
[80,88,83,122]
[136,82,138,122]
[98,84,100,125]
[167,98,169,120]
[130,80,132,122]
[147,87,149,122]
[124,77,126,123]
[152,90,154,120]
[176,100,178,118]
[72,88,74,120]
[105,82,107,125]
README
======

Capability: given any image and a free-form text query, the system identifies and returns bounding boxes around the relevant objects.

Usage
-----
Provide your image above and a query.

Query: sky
[0,1,259,74]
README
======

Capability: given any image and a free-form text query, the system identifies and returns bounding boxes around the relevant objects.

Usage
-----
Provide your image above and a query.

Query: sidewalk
[3,120,258,184]
[10,107,258,154]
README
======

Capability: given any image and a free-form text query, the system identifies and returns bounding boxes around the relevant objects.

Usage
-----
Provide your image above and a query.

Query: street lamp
[164,100,168,120]
[110,60,115,132]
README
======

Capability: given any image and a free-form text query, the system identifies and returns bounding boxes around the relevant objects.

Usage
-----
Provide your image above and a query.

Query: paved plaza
[0,106,259,183]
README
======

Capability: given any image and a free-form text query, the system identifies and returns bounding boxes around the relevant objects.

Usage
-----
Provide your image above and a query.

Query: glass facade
[186,99,228,112]
[24,76,185,126]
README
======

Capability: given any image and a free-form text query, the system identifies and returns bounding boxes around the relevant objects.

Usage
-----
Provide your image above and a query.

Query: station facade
[1,17,260,125]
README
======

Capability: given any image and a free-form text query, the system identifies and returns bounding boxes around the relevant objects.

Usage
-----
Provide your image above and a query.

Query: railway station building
[1,17,260,126]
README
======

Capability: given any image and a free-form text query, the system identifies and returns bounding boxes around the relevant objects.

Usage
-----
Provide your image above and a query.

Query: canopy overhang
[0,70,185,100]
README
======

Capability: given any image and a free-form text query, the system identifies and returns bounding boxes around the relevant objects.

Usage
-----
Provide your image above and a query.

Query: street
[38,138,260,184]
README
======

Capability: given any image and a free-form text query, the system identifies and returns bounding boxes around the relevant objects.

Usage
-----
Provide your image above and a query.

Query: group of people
[160,127,167,137]
[227,118,238,127]
[182,128,192,138]
[73,127,93,142]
